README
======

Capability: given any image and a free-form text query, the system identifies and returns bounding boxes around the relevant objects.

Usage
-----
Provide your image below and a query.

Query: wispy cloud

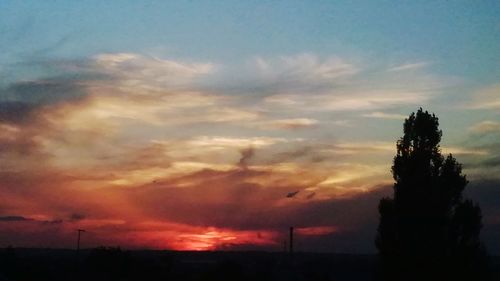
[261,118,318,129]
[187,136,286,149]
[387,61,431,72]
[93,53,216,89]
[466,85,500,110]
[445,147,488,156]
[264,89,431,112]
[469,120,500,134]
[253,53,359,82]
[362,111,407,120]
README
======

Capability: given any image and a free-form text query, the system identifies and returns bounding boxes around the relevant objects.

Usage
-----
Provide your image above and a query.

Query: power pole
[289,227,294,254]
[76,229,85,256]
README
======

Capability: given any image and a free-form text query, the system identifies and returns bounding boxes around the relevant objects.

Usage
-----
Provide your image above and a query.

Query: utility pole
[289,227,294,254]
[76,229,85,256]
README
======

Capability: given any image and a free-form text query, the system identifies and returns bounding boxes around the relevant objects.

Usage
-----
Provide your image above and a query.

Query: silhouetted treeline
[2,247,499,281]
[0,247,379,281]
[376,109,489,281]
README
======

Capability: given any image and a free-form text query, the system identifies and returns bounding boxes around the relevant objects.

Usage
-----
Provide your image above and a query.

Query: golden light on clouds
[0,51,497,252]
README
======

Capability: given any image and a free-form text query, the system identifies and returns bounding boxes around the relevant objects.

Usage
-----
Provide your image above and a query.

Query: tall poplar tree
[376,108,487,281]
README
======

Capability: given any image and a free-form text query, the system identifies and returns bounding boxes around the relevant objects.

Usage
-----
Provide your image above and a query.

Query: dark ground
[0,248,498,281]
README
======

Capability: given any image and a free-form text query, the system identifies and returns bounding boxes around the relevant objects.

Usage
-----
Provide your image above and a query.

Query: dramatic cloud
[0,52,497,253]
[1,0,498,256]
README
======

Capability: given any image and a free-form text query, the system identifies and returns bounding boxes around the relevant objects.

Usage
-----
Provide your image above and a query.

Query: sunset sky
[0,1,499,253]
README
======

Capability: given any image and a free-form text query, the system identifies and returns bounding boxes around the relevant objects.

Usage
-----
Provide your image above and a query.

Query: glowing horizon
[0,1,499,253]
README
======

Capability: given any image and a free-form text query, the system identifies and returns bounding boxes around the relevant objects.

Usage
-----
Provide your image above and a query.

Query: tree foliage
[376,109,487,281]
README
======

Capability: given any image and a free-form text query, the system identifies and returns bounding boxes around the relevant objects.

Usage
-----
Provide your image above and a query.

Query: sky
[0,1,499,253]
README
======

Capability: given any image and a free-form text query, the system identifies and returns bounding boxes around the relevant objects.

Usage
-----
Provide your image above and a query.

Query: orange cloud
[0,52,455,252]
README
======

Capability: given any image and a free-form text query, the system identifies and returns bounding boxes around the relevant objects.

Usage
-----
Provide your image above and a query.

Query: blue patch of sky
[0,1,497,82]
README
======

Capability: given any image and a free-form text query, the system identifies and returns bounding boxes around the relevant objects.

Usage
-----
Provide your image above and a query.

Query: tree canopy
[376,108,487,281]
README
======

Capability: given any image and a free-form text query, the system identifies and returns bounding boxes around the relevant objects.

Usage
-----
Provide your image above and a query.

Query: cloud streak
[469,120,500,134]
[362,111,406,120]
[387,61,431,72]
[466,85,500,110]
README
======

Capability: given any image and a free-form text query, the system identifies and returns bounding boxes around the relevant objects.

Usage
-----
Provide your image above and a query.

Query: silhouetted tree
[376,109,487,281]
